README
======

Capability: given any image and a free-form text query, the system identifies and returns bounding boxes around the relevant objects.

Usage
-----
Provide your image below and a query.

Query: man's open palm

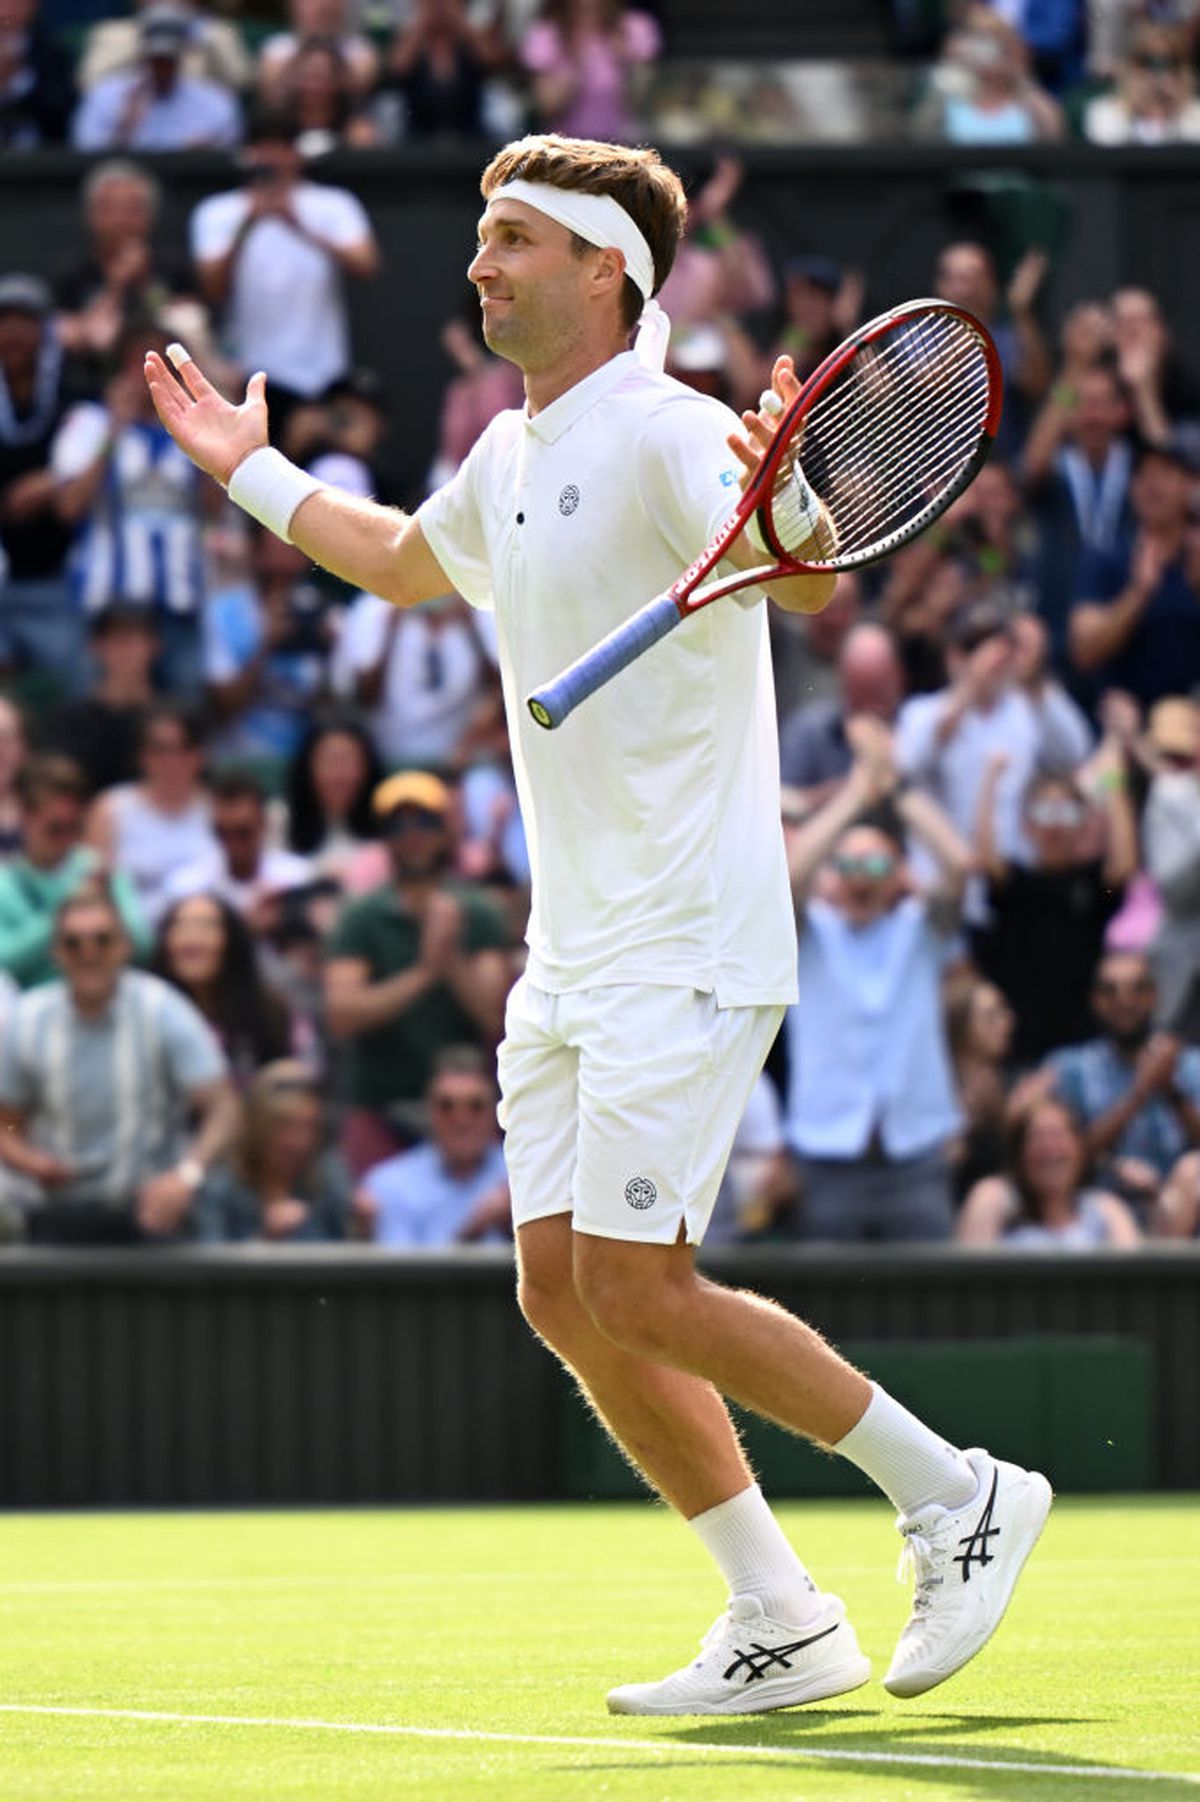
[143,347,269,488]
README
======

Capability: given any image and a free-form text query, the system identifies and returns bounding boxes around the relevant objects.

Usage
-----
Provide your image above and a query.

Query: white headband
[490,178,655,298]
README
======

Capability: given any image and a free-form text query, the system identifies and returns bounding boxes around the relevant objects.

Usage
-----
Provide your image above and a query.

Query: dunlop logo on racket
[527,298,1002,730]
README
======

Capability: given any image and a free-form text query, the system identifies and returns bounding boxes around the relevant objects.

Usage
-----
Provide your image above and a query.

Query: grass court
[1,1496,1197,1801]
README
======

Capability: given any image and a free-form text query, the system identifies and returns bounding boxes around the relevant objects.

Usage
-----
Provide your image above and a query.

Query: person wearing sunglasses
[353,1044,509,1246]
[0,885,238,1243]
[781,715,972,1243]
[1041,947,1200,1222]
[973,713,1138,1066]
[325,770,512,1177]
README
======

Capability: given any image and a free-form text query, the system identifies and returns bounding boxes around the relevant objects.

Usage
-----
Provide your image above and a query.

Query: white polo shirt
[418,351,797,1007]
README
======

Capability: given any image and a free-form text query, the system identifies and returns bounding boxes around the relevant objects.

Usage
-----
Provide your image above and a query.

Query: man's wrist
[227,447,325,542]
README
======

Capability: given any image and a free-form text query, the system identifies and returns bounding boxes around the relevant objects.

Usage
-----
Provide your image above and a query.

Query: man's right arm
[325,955,438,1040]
[143,347,453,611]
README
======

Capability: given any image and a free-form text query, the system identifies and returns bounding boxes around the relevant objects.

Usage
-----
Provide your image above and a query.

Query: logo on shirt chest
[558,483,581,516]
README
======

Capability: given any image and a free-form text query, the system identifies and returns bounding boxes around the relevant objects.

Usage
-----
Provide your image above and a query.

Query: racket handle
[526,592,682,729]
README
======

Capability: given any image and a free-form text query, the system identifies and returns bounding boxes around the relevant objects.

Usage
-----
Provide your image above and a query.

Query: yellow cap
[372,770,451,819]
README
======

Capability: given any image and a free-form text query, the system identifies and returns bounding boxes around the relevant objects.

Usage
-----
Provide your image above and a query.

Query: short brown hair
[17,754,87,812]
[480,134,687,331]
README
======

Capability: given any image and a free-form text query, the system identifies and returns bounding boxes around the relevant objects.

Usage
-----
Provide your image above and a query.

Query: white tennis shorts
[497,976,784,1245]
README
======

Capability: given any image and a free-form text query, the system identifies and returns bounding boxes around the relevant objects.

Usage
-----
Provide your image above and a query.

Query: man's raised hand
[143,343,269,488]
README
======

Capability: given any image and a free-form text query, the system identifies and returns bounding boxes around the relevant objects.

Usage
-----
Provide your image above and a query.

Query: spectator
[520,0,661,143]
[331,591,491,771]
[0,885,237,1243]
[427,305,524,491]
[782,718,971,1242]
[190,108,380,424]
[78,0,252,99]
[385,0,501,140]
[770,570,864,731]
[196,1059,349,1242]
[152,892,296,1082]
[956,1096,1140,1247]
[778,619,905,808]
[1044,947,1200,1216]
[283,715,382,886]
[1084,21,1200,145]
[257,0,378,109]
[39,605,158,796]
[896,604,1092,911]
[1069,440,1200,709]
[325,770,512,1175]
[204,525,332,777]
[162,766,315,927]
[88,703,216,925]
[55,161,196,371]
[1154,1146,1200,1238]
[1025,359,1135,671]
[973,709,1138,1065]
[0,274,87,697]
[356,1045,510,1245]
[706,1072,795,1244]
[934,240,1051,455]
[917,6,1063,143]
[0,0,74,147]
[72,4,243,152]
[278,37,381,155]
[944,971,1015,1201]
[51,318,209,695]
[0,694,26,857]
[1110,285,1200,447]
[1140,695,1200,1028]
[309,367,402,504]
[0,754,148,988]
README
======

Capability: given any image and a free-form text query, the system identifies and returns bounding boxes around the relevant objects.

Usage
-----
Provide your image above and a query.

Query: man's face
[87,176,153,246]
[829,826,905,928]
[55,902,128,1008]
[213,798,265,878]
[468,201,600,373]
[1072,370,1128,455]
[242,142,300,192]
[0,308,41,376]
[384,806,449,882]
[1132,453,1192,532]
[1093,955,1156,1046]
[935,246,996,319]
[25,796,83,868]
[428,1072,495,1168]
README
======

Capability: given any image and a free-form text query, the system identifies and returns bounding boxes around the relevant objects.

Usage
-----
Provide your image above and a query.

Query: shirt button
[516,512,525,524]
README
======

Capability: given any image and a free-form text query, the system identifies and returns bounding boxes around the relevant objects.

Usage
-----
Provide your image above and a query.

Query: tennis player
[145,133,1051,1715]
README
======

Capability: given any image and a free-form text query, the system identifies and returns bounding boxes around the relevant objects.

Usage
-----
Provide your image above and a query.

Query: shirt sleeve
[51,404,111,481]
[635,391,744,567]
[302,185,374,250]
[416,436,494,610]
[156,984,228,1092]
[1044,1047,1085,1114]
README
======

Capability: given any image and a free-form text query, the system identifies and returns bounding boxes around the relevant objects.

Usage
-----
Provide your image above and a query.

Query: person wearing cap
[189,108,379,426]
[72,4,243,151]
[146,133,1052,1718]
[77,0,251,99]
[325,770,511,1175]
[896,605,1092,919]
[0,272,88,696]
[1071,438,1200,709]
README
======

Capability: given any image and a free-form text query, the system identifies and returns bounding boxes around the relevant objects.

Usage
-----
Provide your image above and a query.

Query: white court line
[1,1704,1197,1786]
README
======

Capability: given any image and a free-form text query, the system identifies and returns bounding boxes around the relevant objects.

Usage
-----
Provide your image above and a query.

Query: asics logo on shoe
[721,1622,838,1683]
[954,1467,1001,1582]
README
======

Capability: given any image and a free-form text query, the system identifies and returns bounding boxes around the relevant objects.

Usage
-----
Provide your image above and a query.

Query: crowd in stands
[6,0,1200,151]
[2,1,1200,1251]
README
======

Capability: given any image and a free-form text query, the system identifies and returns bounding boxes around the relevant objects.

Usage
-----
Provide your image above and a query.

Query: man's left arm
[136,1074,240,1237]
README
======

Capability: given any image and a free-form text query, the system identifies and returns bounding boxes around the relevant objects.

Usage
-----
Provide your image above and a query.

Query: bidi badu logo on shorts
[625,1176,657,1210]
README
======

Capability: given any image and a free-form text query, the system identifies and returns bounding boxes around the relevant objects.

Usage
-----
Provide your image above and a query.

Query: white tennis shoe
[606,1592,870,1716]
[884,1447,1053,1699]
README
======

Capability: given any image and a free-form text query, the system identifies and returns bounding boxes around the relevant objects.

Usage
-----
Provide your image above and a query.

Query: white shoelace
[896,1528,941,1616]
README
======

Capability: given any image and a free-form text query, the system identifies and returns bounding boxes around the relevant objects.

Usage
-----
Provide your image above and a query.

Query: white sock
[687,1483,822,1625]
[833,1383,978,1518]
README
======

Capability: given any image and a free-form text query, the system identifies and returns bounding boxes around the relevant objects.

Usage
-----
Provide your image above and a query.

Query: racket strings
[780,313,992,561]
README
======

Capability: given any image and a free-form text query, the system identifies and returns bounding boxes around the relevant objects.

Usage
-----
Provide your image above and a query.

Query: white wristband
[227,447,325,542]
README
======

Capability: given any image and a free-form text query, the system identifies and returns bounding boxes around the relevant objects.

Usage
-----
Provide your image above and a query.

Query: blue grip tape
[526,592,682,729]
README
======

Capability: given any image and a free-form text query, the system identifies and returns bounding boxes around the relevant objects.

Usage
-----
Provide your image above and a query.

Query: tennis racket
[526,296,1002,730]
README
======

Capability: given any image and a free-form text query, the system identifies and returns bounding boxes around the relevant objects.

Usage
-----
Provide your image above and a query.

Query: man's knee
[516,1216,584,1348]
[573,1237,688,1359]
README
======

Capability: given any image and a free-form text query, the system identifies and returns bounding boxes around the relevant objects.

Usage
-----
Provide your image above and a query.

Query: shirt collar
[523,351,638,447]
